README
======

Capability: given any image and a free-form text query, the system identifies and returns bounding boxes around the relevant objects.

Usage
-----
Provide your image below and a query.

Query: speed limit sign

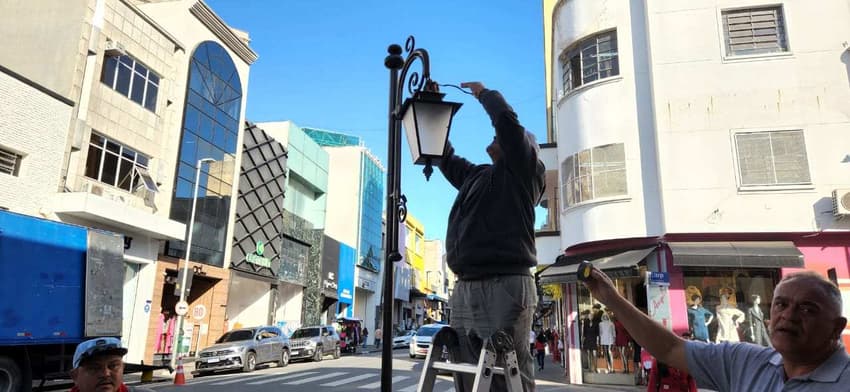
[175,300,189,316]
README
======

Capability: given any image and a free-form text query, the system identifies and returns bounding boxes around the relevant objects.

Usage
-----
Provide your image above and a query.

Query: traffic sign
[175,300,189,316]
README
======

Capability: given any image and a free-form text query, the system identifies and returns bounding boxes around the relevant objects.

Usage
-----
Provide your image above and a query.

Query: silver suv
[193,326,290,376]
[289,325,341,361]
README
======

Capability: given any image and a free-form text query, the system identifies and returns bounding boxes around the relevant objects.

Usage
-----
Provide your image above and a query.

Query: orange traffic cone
[173,357,186,385]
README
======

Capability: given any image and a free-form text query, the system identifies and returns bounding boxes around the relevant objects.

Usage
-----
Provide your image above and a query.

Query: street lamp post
[381,36,462,392]
[171,157,215,368]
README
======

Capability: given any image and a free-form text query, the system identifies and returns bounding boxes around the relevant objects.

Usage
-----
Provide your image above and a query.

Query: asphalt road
[143,349,581,392]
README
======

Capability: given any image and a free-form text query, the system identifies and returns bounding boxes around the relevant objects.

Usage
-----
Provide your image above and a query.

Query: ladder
[417,328,522,392]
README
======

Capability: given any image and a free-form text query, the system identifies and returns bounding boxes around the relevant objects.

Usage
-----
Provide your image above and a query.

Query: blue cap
[72,337,128,368]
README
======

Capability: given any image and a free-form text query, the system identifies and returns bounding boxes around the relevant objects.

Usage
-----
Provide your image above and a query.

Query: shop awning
[669,241,804,268]
[426,293,449,303]
[539,247,656,284]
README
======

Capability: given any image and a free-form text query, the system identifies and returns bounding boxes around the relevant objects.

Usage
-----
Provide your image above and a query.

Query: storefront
[145,257,229,365]
[227,238,282,329]
[540,239,817,387]
[321,235,341,324]
[336,241,356,319]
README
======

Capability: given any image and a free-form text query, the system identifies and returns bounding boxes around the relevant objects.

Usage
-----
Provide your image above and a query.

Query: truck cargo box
[0,211,123,345]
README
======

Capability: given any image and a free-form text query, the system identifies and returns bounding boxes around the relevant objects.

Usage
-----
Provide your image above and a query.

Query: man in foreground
[439,81,546,391]
[583,267,849,391]
[69,337,154,392]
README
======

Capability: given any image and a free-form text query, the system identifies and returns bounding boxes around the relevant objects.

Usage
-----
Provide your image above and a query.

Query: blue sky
[206,0,546,242]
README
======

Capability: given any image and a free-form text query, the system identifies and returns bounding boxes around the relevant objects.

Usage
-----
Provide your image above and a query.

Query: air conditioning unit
[104,40,126,57]
[832,189,850,216]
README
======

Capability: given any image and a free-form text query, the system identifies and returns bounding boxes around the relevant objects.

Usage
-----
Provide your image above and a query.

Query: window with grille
[101,54,160,111]
[735,130,810,187]
[561,143,627,208]
[559,30,619,94]
[84,133,158,193]
[0,147,22,176]
[722,6,788,56]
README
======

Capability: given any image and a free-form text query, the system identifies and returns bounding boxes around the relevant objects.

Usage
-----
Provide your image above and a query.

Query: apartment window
[560,30,619,93]
[84,133,158,193]
[722,6,788,57]
[735,130,810,187]
[101,54,160,111]
[561,143,627,208]
[0,147,22,176]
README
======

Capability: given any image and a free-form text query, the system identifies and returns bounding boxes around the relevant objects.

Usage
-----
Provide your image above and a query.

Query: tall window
[359,156,384,272]
[735,131,810,187]
[0,147,22,176]
[101,54,159,111]
[166,41,242,267]
[722,6,788,57]
[560,30,619,94]
[561,143,627,208]
[84,133,156,193]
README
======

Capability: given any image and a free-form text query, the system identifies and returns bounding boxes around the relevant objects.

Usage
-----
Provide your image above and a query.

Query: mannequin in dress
[599,313,616,373]
[612,312,631,373]
[580,310,598,372]
[747,294,771,347]
[714,291,745,343]
[686,288,714,342]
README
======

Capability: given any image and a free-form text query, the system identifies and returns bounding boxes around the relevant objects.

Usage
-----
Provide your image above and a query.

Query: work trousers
[450,274,537,391]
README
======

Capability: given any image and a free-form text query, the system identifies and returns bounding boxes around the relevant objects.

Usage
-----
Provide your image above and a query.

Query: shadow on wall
[842,48,850,88]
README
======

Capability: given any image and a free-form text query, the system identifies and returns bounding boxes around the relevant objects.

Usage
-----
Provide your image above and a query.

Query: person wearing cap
[438,81,546,391]
[70,337,154,392]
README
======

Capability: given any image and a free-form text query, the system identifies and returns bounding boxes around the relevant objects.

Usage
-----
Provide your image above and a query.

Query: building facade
[0,0,257,364]
[255,121,330,331]
[539,0,850,386]
[303,128,386,337]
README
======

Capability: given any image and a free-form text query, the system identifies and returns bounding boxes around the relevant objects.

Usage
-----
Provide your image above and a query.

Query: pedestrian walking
[582,267,850,391]
[362,327,369,347]
[69,337,154,392]
[534,334,547,371]
[438,81,546,392]
[529,329,536,357]
[374,327,382,349]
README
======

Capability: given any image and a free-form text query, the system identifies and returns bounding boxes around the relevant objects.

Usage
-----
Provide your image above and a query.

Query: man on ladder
[434,81,546,391]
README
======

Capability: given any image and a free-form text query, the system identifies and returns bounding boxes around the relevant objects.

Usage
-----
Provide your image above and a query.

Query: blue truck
[0,210,126,391]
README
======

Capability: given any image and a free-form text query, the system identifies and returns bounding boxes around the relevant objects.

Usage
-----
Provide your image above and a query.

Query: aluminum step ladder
[417,328,522,392]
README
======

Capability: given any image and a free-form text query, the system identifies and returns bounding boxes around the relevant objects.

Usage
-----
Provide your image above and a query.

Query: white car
[393,330,416,349]
[409,324,449,358]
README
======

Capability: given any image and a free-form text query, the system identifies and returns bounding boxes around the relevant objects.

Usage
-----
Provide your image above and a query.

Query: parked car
[289,325,341,361]
[193,326,290,376]
[393,330,416,349]
[409,324,449,358]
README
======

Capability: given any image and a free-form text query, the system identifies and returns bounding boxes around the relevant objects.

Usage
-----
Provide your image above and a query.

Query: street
[140,349,613,392]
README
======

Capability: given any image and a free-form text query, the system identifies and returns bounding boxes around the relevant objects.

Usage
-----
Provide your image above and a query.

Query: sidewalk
[535,361,643,392]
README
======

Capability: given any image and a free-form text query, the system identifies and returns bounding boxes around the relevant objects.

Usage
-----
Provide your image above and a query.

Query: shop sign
[340,288,353,300]
[323,272,338,291]
[357,277,376,291]
[246,241,271,268]
[647,271,670,286]
[192,304,207,320]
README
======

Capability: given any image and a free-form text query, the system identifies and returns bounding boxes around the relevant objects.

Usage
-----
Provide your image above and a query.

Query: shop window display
[682,269,778,345]
[577,278,641,377]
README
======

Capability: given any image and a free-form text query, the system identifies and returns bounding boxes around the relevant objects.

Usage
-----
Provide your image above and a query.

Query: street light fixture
[171,157,215,368]
[381,36,462,392]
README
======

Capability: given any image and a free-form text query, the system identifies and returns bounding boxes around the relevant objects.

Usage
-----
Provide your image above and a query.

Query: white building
[539,0,850,386]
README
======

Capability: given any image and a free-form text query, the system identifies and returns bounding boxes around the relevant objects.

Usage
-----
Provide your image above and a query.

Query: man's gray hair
[525,131,540,154]
[779,271,843,316]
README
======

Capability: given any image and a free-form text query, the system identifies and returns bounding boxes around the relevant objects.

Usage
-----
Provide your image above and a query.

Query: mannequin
[714,291,745,343]
[612,313,631,373]
[747,294,771,347]
[580,310,598,373]
[598,313,616,373]
[686,290,714,343]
